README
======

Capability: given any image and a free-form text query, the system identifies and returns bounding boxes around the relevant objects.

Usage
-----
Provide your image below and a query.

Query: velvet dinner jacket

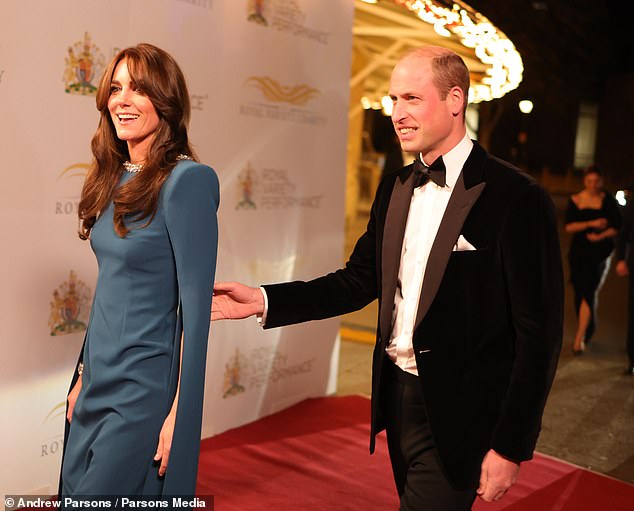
[264,141,563,489]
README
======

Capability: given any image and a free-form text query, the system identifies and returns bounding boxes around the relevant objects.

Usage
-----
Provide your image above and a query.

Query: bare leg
[573,299,592,353]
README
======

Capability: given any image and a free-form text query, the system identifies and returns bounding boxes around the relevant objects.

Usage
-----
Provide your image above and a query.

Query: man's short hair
[403,46,471,113]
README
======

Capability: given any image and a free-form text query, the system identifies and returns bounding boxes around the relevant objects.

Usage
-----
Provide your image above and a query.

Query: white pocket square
[453,235,476,251]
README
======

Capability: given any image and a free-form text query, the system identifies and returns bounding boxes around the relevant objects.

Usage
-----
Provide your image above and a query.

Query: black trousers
[381,360,477,511]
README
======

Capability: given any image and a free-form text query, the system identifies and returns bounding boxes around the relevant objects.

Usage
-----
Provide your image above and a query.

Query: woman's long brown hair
[78,43,197,239]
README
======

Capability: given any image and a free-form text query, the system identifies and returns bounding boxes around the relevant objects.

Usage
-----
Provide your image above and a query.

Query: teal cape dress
[59,160,219,497]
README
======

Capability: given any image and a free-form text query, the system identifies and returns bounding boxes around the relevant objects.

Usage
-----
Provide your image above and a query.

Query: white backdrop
[0,0,354,497]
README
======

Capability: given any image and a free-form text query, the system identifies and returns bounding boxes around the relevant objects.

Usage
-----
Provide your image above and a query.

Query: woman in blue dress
[59,43,219,497]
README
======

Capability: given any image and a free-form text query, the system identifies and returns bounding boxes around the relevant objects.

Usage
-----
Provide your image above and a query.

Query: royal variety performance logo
[240,75,326,126]
[246,0,331,45]
[247,0,268,25]
[236,161,323,210]
[41,402,65,457]
[49,270,92,336]
[246,76,319,106]
[223,348,247,397]
[222,345,315,399]
[63,32,105,96]
[191,92,209,111]
[236,162,258,210]
[55,163,89,215]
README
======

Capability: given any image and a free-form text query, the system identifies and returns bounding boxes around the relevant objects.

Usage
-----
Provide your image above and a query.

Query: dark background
[467,0,634,186]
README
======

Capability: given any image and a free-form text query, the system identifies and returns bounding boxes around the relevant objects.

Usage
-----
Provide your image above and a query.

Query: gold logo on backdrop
[41,402,66,458]
[245,76,320,106]
[49,271,92,336]
[58,163,90,181]
[247,0,268,26]
[44,402,66,425]
[64,32,105,96]
[223,348,247,398]
[55,163,89,216]
[236,162,257,210]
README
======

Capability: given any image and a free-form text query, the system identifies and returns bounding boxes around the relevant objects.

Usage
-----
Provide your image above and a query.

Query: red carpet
[197,396,634,510]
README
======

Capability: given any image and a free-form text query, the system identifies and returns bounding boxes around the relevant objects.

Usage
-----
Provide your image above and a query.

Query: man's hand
[477,449,520,502]
[212,282,265,320]
[616,260,629,277]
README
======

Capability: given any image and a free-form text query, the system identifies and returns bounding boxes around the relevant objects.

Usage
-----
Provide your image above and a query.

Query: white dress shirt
[385,133,473,375]
[258,133,474,377]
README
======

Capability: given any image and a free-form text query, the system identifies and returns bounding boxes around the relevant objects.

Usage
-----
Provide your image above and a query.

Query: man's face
[389,56,457,159]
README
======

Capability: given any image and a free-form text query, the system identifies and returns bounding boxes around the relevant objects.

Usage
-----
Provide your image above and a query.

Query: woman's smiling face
[107,58,160,161]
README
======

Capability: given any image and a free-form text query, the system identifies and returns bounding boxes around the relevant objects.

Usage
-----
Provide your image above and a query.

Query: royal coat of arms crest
[63,32,105,96]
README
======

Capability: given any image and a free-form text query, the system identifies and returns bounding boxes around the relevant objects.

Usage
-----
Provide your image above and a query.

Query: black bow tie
[413,155,446,188]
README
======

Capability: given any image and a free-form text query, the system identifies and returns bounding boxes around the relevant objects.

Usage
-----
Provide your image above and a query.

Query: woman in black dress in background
[565,166,621,354]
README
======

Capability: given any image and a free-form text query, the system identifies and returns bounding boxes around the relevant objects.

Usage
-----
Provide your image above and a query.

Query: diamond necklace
[123,154,192,173]
[123,161,143,173]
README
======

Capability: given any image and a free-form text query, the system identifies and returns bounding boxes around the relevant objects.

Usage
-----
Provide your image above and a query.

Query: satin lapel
[414,172,486,327]
[379,172,415,343]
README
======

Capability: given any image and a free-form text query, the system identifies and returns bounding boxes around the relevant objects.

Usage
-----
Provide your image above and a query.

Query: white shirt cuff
[256,286,268,327]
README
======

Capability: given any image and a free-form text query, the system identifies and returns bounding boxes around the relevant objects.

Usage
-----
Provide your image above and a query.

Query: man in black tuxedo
[212,46,563,510]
